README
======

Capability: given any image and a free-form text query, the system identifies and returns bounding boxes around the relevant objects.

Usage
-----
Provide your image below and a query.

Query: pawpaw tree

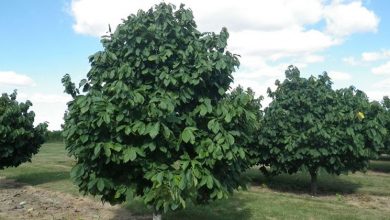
[0,91,47,170]
[381,96,390,152]
[257,66,385,195]
[62,3,260,218]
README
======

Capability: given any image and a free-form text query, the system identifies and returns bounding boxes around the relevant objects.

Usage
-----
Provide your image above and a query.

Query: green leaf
[207,119,220,134]
[124,148,137,162]
[104,146,111,157]
[224,113,232,123]
[199,105,207,116]
[97,179,105,192]
[94,144,102,156]
[103,113,110,124]
[156,172,163,184]
[116,114,124,122]
[218,87,225,95]
[125,126,132,135]
[149,122,160,139]
[206,176,213,189]
[181,127,196,144]
[80,106,89,114]
[148,55,158,61]
[70,164,84,179]
[80,135,88,144]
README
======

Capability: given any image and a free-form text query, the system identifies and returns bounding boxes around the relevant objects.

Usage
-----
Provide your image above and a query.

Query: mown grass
[0,142,78,195]
[1,143,390,219]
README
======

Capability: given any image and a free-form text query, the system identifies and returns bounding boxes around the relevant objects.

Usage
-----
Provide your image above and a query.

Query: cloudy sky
[1,0,389,130]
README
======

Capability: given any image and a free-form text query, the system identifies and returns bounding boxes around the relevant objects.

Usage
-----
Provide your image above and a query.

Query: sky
[0,0,390,130]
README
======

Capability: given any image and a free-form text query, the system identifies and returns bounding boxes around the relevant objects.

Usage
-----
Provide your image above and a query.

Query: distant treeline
[45,130,63,142]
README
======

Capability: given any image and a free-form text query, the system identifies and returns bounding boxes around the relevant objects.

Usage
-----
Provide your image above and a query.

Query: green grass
[0,142,78,195]
[1,143,390,219]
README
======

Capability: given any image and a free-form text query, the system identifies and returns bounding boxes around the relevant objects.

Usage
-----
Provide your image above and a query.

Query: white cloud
[185,0,323,33]
[18,92,71,104]
[342,56,359,66]
[328,70,352,81]
[372,61,390,75]
[17,93,71,130]
[366,90,389,101]
[300,54,325,63]
[324,1,379,37]
[372,78,390,90]
[362,50,390,62]
[69,0,380,107]
[0,71,36,87]
[69,0,376,60]
[71,0,324,36]
[229,28,338,60]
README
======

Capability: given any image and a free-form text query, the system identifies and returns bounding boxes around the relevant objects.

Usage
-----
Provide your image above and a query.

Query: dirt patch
[0,178,149,220]
[344,193,390,211]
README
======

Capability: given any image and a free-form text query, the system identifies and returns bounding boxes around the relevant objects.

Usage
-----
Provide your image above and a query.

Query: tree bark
[153,212,162,220]
[310,169,318,196]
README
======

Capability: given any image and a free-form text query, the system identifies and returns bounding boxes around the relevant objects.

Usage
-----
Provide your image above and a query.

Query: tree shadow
[112,195,253,220]
[0,171,70,188]
[245,169,361,196]
[369,160,390,173]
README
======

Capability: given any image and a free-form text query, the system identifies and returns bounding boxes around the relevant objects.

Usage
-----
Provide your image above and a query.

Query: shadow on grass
[116,194,253,220]
[245,169,361,196]
[5,171,70,187]
[369,160,390,173]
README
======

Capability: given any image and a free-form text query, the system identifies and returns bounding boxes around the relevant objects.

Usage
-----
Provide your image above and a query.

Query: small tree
[62,3,260,218]
[0,91,47,170]
[257,66,385,195]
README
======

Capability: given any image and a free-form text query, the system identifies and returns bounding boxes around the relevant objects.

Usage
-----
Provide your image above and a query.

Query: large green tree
[257,66,385,195]
[0,91,47,170]
[62,3,260,218]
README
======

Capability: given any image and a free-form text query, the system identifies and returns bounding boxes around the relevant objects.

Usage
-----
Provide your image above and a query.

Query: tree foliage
[257,66,386,194]
[0,91,47,170]
[62,3,261,213]
[381,96,390,152]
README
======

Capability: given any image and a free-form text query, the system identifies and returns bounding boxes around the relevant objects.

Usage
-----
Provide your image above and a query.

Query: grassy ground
[1,143,390,220]
[0,142,78,195]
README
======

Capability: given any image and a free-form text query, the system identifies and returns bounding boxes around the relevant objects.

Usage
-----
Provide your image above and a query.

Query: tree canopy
[256,66,386,194]
[381,96,390,152]
[0,91,47,170]
[62,3,261,215]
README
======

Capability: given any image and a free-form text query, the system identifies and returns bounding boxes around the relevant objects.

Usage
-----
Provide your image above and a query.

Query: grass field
[1,143,390,220]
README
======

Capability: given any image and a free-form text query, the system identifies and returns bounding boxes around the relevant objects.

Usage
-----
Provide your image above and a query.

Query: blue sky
[1,0,389,130]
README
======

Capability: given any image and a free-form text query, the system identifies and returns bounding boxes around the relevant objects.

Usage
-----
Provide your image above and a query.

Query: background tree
[45,130,63,142]
[381,96,390,153]
[62,3,261,219]
[257,66,386,195]
[0,91,47,170]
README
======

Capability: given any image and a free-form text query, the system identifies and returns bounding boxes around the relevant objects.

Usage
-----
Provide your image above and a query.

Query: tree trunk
[153,212,162,220]
[310,169,318,196]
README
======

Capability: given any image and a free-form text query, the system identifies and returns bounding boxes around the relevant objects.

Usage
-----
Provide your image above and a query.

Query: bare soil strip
[0,178,149,220]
